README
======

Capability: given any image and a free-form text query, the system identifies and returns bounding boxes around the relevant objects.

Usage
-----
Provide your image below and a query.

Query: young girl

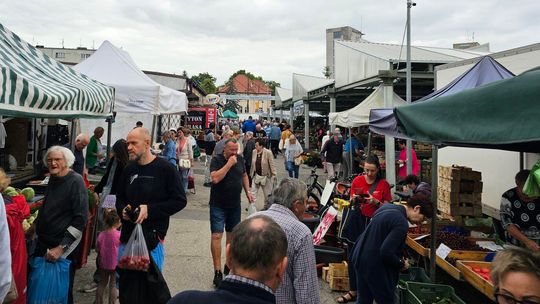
[95,209,121,304]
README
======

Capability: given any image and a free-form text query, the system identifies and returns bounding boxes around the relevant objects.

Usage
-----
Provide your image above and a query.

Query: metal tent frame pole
[429,144,439,281]
[349,127,353,178]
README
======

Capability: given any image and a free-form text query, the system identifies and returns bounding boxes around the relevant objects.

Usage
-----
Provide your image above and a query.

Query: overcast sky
[2,0,539,88]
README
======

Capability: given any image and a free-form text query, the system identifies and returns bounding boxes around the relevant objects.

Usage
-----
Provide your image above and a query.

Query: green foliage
[323,66,332,78]
[223,99,241,113]
[264,80,281,95]
[192,72,217,94]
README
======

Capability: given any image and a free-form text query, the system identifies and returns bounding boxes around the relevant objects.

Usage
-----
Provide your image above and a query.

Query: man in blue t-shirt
[342,131,364,179]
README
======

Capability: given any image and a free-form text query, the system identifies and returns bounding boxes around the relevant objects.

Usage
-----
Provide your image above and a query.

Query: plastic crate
[405,281,466,304]
[399,267,430,283]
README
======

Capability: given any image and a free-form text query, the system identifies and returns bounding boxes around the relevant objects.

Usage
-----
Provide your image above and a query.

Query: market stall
[0,23,114,182]
[372,67,540,300]
[75,40,188,145]
[1,23,114,302]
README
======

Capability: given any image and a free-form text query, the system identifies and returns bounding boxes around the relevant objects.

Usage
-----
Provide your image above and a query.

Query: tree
[264,80,281,95]
[191,72,217,94]
[181,70,188,78]
[323,66,332,78]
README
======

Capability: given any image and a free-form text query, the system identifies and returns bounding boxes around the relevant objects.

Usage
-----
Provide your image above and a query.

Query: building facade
[326,26,364,78]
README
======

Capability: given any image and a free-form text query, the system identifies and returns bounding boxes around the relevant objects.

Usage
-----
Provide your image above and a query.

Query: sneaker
[82,281,98,293]
[213,270,223,288]
[203,182,212,187]
[224,265,230,276]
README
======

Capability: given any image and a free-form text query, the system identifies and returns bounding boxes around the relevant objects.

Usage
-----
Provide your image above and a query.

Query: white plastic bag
[118,224,150,271]
[247,203,257,216]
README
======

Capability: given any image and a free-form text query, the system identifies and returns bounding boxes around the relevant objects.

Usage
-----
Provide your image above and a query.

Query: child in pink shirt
[95,209,121,304]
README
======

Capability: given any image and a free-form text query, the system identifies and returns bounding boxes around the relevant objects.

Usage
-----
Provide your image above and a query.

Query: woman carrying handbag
[176,127,193,194]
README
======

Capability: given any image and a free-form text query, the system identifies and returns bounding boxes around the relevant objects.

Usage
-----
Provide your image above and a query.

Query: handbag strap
[368,178,381,194]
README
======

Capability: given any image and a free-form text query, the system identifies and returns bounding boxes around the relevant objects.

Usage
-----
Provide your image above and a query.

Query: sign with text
[313,206,338,245]
[187,107,217,130]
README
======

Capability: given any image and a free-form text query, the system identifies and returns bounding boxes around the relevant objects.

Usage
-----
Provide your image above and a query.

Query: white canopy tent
[75,40,188,144]
[328,84,407,180]
[329,84,407,127]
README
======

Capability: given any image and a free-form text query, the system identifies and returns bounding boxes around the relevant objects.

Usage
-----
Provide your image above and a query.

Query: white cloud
[1,0,539,87]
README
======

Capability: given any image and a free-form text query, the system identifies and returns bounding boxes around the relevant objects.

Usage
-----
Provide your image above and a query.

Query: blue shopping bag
[28,257,71,304]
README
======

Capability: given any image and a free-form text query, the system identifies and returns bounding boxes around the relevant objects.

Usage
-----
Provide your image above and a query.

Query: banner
[313,206,338,245]
[186,107,217,130]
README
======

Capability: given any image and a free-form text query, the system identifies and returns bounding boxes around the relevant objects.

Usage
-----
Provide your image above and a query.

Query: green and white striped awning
[0,23,114,118]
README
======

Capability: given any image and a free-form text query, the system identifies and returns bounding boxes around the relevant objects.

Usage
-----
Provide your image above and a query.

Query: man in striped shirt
[255,178,320,304]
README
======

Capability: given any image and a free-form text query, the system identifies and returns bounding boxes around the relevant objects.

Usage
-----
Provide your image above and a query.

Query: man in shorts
[209,138,255,287]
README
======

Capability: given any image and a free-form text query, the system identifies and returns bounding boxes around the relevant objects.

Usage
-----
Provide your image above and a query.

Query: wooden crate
[439,178,483,193]
[328,262,348,277]
[406,236,430,256]
[439,165,481,181]
[328,276,350,291]
[438,188,482,203]
[406,236,489,280]
[456,261,495,301]
[438,200,483,217]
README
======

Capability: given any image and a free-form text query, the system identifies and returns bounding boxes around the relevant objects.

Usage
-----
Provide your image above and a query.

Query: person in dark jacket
[82,139,129,293]
[320,132,343,181]
[168,214,288,304]
[403,174,432,198]
[351,194,433,304]
[116,128,187,303]
[35,146,89,304]
[243,131,256,187]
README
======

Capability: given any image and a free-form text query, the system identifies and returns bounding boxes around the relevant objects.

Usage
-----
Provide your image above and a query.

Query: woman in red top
[337,155,392,303]
[350,155,392,217]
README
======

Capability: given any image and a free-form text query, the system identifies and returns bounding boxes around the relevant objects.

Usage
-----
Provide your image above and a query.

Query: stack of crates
[438,165,483,220]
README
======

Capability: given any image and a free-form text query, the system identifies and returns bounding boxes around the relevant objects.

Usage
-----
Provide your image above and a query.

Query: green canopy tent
[391,67,540,281]
[393,67,540,153]
[0,23,114,118]
[222,109,239,119]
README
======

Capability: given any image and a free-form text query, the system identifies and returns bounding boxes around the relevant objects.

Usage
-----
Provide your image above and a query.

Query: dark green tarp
[394,67,540,152]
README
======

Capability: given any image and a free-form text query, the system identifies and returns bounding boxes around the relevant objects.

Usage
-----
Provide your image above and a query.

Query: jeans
[209,205,241,233]
[286,161,300,178]
[179,168,189,193]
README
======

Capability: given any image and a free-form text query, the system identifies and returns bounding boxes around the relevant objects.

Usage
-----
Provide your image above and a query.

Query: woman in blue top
[161,130,177,167]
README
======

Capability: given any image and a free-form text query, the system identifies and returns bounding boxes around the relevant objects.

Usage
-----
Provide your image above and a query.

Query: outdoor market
[1,2,540,304]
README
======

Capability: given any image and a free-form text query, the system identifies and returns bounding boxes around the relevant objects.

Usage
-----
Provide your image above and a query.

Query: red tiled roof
[217,74,271,94]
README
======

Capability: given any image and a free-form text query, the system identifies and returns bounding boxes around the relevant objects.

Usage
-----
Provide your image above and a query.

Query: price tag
[436,243,452,260]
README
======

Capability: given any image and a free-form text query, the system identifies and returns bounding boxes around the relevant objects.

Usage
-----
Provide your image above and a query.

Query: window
[333,31,342,39]
[80,53,91,59]
[55,52,65,59]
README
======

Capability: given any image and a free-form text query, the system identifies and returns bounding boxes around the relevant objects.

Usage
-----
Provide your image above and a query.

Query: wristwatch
[60,244,69,252]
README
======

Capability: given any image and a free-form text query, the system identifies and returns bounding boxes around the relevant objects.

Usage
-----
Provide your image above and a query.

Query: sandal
[336,291,357,303]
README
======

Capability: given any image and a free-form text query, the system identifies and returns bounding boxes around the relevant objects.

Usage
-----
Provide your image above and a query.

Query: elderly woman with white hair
[33,145,88,304]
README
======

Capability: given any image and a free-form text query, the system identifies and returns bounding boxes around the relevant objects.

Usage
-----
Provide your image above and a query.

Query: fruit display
[118,255,150,271]
[417,232,487,251]
[467,265,492,283]
[2,186,19,196]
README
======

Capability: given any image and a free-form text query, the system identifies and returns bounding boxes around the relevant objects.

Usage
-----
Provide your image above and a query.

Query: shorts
[210,205,241,233]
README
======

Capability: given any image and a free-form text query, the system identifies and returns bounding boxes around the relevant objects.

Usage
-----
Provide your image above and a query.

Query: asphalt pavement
[74,154,342,303]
